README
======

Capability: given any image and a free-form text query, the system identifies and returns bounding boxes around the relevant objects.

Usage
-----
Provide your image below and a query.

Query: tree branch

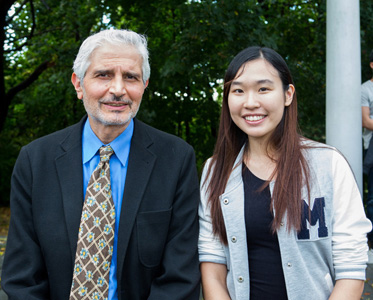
[40,0,50,10]
[5,0,29,25]
[4,40,28,53]
[5,59,53,100]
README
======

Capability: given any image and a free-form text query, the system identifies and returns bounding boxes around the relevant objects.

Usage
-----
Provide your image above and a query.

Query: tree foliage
[0,0,371,206]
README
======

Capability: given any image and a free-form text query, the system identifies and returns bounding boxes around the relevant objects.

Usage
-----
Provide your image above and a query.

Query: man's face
[72,43,148,135]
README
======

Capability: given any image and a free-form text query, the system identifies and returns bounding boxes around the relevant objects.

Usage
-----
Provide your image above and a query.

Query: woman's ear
[285,84,295,107]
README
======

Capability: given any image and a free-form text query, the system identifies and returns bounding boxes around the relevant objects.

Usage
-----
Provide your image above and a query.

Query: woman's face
[228,58,294,144]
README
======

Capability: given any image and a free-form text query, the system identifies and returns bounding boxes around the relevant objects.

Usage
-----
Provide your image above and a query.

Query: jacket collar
[224,146,245,194]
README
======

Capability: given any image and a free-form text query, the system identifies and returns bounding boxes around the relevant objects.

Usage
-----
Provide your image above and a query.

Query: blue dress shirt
[82,118,133,300]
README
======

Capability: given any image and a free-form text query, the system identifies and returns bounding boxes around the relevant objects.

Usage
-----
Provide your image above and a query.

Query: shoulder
[362,80,373,93]
[301,138,336,155]
[134,119,185,142]
[27,123,80,147]
[21,118,84,155]
[301,139,338,165]
[300,139,351,174]
[201,157,215,182]
[134,119,194,152]
[362,79,373,87]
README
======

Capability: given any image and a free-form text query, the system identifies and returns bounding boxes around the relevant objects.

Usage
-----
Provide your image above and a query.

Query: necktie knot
[99,145,114,162]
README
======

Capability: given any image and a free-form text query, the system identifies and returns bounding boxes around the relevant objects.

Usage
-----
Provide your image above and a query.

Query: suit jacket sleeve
[147,145,201,300]
[2,146,50,299]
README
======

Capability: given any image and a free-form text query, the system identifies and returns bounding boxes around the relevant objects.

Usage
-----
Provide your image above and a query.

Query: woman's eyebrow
[256,79,275,85]
[231,80,243,86]
[231,79,275,86]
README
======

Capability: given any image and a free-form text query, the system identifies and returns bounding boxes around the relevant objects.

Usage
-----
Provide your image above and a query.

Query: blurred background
[1,0,373,205]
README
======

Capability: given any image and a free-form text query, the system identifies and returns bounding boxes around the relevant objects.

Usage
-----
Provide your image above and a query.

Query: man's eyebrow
[124,71,141,78]
[91,70,141,79]
[92,69,112,75]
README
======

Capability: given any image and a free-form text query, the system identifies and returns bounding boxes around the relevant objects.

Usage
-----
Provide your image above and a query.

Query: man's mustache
[99,96,133,106]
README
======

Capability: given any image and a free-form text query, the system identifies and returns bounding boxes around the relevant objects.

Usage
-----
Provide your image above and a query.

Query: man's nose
[109,76,126,97]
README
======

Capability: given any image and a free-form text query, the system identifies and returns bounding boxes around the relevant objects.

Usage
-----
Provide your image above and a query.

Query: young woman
[198,46,371,300]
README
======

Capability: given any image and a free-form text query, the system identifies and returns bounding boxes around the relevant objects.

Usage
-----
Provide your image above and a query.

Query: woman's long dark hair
[204,46,311,244]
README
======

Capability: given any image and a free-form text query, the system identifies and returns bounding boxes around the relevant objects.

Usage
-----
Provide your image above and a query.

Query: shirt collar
[82,118,134,167]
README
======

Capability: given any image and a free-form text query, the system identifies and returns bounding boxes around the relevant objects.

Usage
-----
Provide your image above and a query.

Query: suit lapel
[116,119,156,276]
[55,117,86,258]
[54,118,156,276]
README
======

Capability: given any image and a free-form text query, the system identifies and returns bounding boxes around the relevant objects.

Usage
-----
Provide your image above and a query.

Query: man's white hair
[73,29,150,85]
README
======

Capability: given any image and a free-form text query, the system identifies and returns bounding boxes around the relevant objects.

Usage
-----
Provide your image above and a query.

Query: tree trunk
[0,1,52,133]
[0,1,15,132]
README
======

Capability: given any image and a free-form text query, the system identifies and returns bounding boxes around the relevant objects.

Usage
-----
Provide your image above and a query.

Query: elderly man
[2,29,201,299]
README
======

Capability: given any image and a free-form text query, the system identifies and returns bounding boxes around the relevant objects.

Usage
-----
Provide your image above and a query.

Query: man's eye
[126,74,138,80]
[97,73,108,77]
[232,89,243,93]
[259,87,268,92]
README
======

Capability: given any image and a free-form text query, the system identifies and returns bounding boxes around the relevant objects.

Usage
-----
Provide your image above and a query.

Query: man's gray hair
[73,29,150,85]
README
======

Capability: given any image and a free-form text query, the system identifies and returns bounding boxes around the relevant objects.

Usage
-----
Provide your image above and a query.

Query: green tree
[0,0,114,205]
[361,0,373,81]
[2,0,369,206]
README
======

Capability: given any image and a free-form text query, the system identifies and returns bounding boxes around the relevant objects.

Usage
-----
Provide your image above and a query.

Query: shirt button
[238,276,244,283]
[231,236,237,243]
[287,262,292,267]
[280,222,284,226]
[223,198,229,205]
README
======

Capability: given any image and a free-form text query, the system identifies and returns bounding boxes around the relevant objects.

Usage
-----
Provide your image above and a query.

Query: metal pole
[326,0,362,193]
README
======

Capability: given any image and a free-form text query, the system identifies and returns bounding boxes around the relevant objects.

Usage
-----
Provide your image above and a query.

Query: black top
[243,165,288,299]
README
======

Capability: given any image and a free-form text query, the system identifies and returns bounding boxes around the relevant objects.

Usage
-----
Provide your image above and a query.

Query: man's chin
[94,111,134,125]
[102,118,132,126]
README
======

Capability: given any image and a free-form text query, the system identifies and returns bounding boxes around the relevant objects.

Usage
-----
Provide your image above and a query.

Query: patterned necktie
[70,145,115,299]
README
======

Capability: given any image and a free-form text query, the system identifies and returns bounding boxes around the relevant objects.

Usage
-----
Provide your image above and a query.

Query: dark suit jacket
[2,117,201,299]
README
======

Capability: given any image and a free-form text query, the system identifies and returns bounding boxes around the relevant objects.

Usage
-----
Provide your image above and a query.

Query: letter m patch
[297,197,328,240]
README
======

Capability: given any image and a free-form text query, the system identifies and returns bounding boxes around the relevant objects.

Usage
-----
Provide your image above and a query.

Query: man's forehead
[87,44,143,71]
[90,43,140,59]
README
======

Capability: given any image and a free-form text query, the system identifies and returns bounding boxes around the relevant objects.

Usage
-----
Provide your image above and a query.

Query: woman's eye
[259,87,268,92]
[232,89,243,93]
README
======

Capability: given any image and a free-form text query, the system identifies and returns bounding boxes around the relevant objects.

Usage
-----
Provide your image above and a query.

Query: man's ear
[71,73,84,100]
[144,79,149,89]
[370,62,373,70]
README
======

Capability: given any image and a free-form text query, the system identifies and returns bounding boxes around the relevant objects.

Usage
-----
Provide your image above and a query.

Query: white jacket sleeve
[331,150,372,280]
[198,159,227,265]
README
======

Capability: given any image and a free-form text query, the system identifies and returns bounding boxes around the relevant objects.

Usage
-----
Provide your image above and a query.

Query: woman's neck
[244,137,277,181]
